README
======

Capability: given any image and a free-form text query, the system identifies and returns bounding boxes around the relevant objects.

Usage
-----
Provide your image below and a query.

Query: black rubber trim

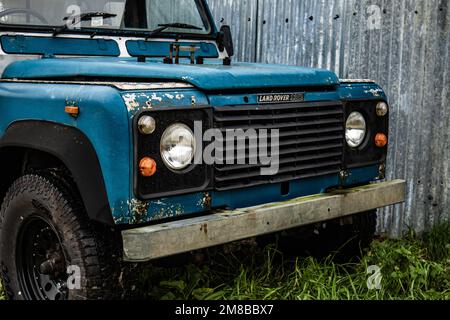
[0,121,114,225]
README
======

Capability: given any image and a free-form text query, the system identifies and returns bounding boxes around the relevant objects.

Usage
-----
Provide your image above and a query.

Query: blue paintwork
[344,165,380,186]
[0,82,134,222]
[208,83,387,106]
[0,49,386,225]
[0,35,120,57]
[131,192,212,224]
[2,57,340,91]
[126,41,219,58]
[212,165,381,210]
[339,83,388,101]
[116,83,384,223]
[135,165,380,223]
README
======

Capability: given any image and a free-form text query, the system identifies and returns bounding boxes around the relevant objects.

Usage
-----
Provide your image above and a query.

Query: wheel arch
[0,120,114,225]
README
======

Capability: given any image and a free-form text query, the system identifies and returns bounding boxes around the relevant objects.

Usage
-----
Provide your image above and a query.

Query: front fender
[0,121,113,225]
[0,82,131,224]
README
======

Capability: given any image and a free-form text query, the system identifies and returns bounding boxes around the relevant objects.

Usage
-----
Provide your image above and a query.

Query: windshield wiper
[53,12,117,36]
[145,23,202,40]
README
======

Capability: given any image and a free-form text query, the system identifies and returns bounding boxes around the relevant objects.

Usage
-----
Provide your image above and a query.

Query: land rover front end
[0,0,405,300]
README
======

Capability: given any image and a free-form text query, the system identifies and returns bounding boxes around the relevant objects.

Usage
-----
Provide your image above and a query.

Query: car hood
[2,57,340,91]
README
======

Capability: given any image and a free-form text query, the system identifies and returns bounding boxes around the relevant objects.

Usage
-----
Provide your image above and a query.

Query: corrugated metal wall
[208,0,450,236]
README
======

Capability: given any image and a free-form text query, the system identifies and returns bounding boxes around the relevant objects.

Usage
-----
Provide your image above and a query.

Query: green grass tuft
[143,223,450,301]
[0,282,5,301]
[423,222,450,262]
[1,222,449,300]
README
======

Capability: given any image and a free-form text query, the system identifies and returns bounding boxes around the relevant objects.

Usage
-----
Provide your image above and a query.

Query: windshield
[0,0,211,35]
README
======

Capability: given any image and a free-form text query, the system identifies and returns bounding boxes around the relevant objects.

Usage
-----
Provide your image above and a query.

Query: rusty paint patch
[111,200,131,224]
[200,223,208,235]
[151,93,163,102]
[364,88,384,97]
[123,93,140,112]
[182,76,194,82]
[150,204,185,221]
[129,198,149,224]
[197,192,212,209]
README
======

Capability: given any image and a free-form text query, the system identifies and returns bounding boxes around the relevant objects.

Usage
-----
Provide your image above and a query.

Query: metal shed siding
[208,0,450,236]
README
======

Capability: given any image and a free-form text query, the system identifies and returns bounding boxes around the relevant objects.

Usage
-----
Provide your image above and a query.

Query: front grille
[213,101,345,191]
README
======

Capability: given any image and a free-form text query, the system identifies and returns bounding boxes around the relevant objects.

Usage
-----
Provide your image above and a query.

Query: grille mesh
[213,101,344,191]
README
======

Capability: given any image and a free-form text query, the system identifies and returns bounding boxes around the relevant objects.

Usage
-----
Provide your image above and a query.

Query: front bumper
[122,180,406,262]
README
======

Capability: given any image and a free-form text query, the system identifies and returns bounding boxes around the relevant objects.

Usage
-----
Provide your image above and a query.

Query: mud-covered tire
[0,174,121,300]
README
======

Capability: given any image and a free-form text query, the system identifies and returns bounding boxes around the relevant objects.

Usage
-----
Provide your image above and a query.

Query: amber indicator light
[375,133,388,148]
[139,157,157,177]
[65,106,79,118]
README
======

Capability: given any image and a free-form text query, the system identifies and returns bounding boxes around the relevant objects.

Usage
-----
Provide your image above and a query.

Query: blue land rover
[0,0,405,300]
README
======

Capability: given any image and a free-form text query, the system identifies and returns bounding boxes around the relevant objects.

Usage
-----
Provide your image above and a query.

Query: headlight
[345,112,367,148]
[160,123,196,170]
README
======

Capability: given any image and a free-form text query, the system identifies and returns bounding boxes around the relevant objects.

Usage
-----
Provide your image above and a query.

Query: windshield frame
[0,0,218,40]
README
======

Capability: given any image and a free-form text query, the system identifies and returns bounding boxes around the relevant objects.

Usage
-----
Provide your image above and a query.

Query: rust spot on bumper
[200,223,208,235]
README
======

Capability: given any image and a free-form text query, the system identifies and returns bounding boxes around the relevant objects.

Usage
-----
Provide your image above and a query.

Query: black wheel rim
[17,216,69,300]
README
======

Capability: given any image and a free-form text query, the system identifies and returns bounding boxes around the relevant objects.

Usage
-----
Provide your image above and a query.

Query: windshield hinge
[163,43,199,65]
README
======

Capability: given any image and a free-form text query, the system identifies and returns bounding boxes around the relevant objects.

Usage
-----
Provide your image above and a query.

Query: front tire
[0,174,120,300]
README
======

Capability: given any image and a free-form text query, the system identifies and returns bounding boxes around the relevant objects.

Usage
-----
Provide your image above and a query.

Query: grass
[142,222,450,300]
[0,281,4,300]
[1,223,449,300]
